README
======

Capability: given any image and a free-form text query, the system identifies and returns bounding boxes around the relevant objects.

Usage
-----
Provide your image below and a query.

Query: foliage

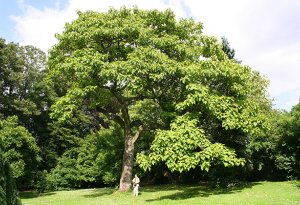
[274,103,300,179]
[247,103,300,180]
[47,148,82,189]
[0,140,22,205]
[0,37,55,188]
[76,123,124,185]
[44,109,95,171]
[0,38,48,124]
[137,115,245,172]
[246,110,277,180]
[129,99,164,129]
[0,116,40,189]
[47,123,124,189]
[221,37,236,60]
[135,19,270,174]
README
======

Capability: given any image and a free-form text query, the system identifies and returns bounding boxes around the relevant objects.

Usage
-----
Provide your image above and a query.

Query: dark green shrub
[0,142,21,205]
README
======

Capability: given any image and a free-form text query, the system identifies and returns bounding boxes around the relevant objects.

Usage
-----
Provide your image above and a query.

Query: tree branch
[132,125,144,144]
[97,107,124,127]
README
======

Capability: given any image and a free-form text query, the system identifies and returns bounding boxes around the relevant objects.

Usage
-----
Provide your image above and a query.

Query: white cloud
[11,0,300,110]
[11,0,188,51]
[11,2,75,52]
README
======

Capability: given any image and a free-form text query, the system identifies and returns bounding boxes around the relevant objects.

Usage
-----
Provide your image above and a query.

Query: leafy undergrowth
[21,181,300,205]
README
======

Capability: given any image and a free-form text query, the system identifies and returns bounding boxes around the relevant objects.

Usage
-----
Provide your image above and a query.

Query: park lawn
[20,181,300,205]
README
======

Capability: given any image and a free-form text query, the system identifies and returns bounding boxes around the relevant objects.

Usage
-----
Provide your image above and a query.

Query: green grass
[21,181,300,205]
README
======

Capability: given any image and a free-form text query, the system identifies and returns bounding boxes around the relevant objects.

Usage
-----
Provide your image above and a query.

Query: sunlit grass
[21,181,300,205]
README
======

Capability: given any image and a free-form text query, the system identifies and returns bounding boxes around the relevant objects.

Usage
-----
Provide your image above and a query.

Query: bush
[0,142,22,205]
[0,116,40,190]
[46,123,124,190]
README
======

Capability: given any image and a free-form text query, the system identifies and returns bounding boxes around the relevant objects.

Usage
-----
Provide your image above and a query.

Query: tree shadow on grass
[144,182,261,202]
[20,191,56,199]
[83,188,115,198]
[293,180,300,189]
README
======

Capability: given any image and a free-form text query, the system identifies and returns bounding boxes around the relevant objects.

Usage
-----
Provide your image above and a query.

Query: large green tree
[48,8,270,191]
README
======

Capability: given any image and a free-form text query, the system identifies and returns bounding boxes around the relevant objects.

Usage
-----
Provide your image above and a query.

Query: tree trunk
[119,124,143,192]
[119,134,135,191]
[118,101,143,191]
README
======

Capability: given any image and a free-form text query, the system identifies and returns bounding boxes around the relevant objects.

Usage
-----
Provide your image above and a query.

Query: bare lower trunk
[119,135,134,191]
[119,125,143,192]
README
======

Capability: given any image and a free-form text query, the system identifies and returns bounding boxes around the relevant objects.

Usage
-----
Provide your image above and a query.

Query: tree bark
[119,134,135,191]
[119,125,143,192]
[119,102,134,192]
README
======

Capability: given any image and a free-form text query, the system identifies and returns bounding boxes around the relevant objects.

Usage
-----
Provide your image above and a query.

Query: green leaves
[137,115,245,172]
[0,39,47,120]
[273,103,300,178]
[48,123,124,188]
[177,59,270,137]
[50,85,96,123]
[0,116,40,189]
[0,142,21,205]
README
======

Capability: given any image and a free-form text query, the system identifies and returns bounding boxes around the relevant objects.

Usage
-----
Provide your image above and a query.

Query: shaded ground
[142,182,260,202]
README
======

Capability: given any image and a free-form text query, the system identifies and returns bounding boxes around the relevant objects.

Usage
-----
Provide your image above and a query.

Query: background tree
[47,122,123,189]
[221,37,241,63]
[44,109,95,171]
[274,103,300,179]
[0,116,40,190]
[0,38,47,123]
[221,37,235,60]
[0,37,56,188]
[247,103,300,181]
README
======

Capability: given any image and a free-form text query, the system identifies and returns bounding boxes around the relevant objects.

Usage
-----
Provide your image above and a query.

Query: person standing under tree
[132,174,140,196]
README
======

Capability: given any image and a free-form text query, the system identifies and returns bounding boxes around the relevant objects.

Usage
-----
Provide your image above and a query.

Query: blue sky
[0,0,19,41]
[1,0,300,110]
[0,0,69,41]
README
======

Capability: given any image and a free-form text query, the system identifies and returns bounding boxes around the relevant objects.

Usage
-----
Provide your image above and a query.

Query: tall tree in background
[0,38,55,191]
[48,8,270,191]
[0,37,53,173]
[0,38,51,144]
[221,37,235,60]
[0,38,47,122]
[221,36,241,63]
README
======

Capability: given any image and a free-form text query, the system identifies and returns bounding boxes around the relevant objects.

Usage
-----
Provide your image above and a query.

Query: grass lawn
[20,181,300,205]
